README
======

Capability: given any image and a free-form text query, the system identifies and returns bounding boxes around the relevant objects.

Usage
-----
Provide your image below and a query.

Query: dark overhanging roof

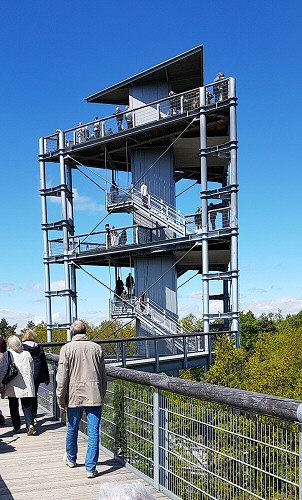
[86,45,204,105]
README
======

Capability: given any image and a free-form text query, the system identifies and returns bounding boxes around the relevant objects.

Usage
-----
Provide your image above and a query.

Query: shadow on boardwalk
[0,398,168,500]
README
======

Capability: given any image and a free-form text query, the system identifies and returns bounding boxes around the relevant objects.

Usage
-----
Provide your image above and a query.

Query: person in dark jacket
[0,334,7,355]
[0,334,6,425]
[22,329,50,422]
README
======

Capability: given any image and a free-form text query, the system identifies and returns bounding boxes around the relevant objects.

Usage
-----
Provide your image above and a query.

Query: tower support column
[58,131,72,340]
[229,78,240,346]
[199,86,210,336]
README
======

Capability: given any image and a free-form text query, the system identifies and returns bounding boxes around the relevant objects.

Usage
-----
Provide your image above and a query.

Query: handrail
[43,79,231,149]
[45,352,302,423]
[41,330,214,348]
[49,87,200,137]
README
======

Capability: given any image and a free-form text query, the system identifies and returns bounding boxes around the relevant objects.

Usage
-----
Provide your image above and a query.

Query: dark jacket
[0,336,6,354]
[22,341,50,384]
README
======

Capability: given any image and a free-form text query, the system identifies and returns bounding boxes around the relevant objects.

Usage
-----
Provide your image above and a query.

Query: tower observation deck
[39,45,239,352]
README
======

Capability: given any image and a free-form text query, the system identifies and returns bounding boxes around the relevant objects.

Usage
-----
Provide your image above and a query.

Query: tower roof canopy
[85,45,204,105]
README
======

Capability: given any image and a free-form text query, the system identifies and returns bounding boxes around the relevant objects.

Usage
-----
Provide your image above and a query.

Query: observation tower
[39,45,239,359]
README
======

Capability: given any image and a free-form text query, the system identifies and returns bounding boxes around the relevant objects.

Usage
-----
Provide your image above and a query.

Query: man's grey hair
[70,320,86,337]
[99,480,156,500]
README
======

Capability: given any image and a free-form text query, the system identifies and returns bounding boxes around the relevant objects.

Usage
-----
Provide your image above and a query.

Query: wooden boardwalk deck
[0,399,169,500]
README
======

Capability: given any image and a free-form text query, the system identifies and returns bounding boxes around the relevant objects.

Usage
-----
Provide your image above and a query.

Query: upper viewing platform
[40,46,236,182]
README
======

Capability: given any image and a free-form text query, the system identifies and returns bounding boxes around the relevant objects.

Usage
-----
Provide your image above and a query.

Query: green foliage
[20,320,36,334]
[179,313,203,333]
[240,310,281,352]
[240,311,259,351]
[244,324,302,399]
[0,318,17,339]
[185,310,302,401]
[204,335,247,388]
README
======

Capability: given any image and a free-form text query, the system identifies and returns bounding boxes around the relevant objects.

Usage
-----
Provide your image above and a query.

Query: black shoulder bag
[2,351,18,385]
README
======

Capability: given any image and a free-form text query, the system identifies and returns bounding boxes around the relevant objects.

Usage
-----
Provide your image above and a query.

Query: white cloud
[78,309,107,325]
[248,287,267,294]
[28,283,44,292]
[51,280,65,291]
[0,309,45,332]
[73,188,104,213]
[240,296,302,316]
[0,283,15,292]
[49,188,104,213]
[28,281,65,292]
[188,291,202,300]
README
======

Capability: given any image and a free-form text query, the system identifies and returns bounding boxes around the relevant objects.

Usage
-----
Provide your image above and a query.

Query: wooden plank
[0,399,168,500]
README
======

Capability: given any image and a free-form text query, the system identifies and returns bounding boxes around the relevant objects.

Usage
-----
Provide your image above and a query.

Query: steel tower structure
[39,46,239,351]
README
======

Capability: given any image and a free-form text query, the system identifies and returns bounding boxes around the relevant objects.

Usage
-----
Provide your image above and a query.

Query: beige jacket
[56,334,107,408]
[0,349,35,398]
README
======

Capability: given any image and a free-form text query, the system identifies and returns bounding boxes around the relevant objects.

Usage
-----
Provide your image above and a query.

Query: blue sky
[1,0,301,330]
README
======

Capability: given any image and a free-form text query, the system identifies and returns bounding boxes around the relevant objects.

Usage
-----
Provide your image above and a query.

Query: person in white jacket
[0,335,35,435]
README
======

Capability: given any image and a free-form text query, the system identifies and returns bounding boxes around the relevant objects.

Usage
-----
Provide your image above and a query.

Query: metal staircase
[106,186,195,236]
[110,296,208,354]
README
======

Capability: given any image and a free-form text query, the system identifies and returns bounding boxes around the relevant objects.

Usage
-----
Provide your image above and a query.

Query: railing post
[183,336,188,368]
[51,362,60,420]
[180,95,184,113]
[157,103,160,121]
[153,388,160,489]
[299,423,302,500]
[155,340,159,373]
[122,342,126,368]
[135,226,139,244]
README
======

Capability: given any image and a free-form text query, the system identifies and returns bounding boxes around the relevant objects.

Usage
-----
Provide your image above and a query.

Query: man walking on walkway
[56,320,107,478]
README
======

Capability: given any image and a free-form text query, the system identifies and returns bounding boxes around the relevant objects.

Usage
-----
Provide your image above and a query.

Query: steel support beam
[39,138,52,342]
[200,86,210,336]
[229,78,240,347]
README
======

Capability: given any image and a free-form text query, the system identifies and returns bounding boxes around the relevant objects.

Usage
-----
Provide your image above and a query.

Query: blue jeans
[66,406,102,472]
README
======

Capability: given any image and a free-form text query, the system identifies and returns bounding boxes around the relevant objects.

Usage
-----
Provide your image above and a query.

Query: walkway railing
[43,79,230,153]
[48,224,139,257]
[185,206,231,233]
[41,355,302,500]
[48,206,231,258]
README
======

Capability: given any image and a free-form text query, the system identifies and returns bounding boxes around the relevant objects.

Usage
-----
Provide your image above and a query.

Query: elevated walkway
[0,398,168,500]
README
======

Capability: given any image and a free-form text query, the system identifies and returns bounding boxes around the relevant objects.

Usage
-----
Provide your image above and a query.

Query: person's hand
[59,403,67,411]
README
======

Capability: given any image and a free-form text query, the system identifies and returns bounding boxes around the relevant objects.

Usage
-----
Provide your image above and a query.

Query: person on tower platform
[126,273,135,297]
[115,277,124,297]
[141,182,148,207]
[208,203,217,230]
[115,107,124,132]
[93,117,100,138]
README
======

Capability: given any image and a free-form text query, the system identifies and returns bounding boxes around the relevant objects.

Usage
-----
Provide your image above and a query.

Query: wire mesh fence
[40,358,301,500]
